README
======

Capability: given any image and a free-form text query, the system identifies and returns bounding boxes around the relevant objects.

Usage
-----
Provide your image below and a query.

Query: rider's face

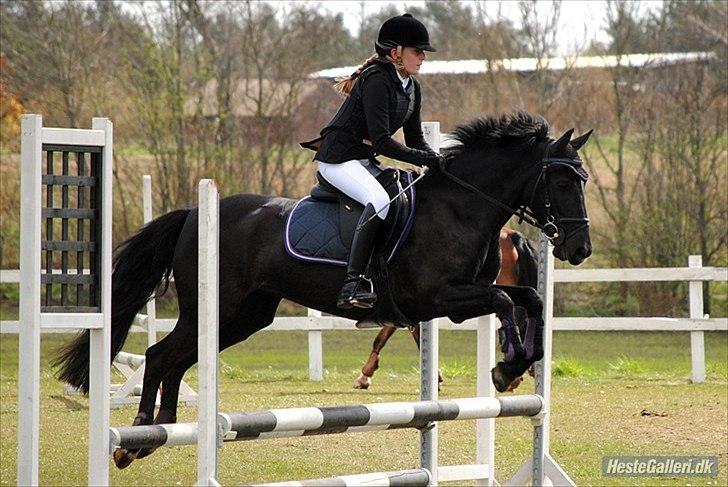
[392,47,426,76]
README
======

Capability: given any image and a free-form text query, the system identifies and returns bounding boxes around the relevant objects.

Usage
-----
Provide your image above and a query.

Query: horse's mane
[448,111,549,153]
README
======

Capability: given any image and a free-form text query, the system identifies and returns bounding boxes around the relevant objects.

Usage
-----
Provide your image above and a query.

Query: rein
[439,156,590,245]
[439,169,543,230]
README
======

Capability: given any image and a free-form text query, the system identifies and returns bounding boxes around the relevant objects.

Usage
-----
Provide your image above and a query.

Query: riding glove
[375,137,447,171]
[422,153,448,172]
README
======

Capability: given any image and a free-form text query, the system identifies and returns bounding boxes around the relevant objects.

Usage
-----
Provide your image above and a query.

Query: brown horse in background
[354,227,538,389]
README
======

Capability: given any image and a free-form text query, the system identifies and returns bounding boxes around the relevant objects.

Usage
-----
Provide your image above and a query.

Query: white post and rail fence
[2,123,726,388]
[3,252,725,386]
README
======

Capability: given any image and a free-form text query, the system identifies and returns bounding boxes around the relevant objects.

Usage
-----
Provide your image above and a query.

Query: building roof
[311,51,714,79]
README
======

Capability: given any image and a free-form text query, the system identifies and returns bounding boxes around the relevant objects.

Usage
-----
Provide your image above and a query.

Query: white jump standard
[17,115,113,486]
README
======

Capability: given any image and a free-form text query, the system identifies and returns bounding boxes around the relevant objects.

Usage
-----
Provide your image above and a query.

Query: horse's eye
[556,180,571,191]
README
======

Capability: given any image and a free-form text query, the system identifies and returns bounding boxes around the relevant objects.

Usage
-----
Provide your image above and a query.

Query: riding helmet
[376,13,436,52]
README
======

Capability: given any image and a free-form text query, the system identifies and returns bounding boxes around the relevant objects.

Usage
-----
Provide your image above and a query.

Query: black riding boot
[337,204,382,309]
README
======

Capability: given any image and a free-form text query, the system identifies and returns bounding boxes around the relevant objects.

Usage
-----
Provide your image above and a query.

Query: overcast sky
[298,0,664,56]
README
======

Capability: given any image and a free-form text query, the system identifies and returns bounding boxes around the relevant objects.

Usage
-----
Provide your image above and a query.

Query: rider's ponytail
[334,54,381,96]
[333,45,402,96]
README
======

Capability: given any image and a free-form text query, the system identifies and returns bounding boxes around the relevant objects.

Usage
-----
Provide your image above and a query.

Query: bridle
[523,157,590,245]
[439,154,590,246]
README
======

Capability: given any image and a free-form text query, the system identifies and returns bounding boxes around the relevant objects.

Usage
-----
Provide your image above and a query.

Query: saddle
[285,168,415,265]
[284,168,419,327]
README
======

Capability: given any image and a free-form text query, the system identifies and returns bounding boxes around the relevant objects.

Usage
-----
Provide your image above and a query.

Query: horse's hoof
[353,374,371,389]
[113,448,137,469]
[135,447,158,460]
[505,376,524,392]
[491,364,511,393]
[528,365,535,377]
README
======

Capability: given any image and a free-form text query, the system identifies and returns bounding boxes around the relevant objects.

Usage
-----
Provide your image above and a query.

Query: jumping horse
[353,227,539,390]
[55,112,592,468]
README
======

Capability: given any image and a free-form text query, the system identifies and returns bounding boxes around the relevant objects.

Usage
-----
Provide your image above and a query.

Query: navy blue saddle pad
[284,172,416,266]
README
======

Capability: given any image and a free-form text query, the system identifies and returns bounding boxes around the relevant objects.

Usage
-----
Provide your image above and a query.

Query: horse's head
[444,112,592,265]
[528,128,593,265]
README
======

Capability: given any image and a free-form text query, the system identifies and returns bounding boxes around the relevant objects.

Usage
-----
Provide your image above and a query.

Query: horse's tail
[510,231,539,289]
[53,208,191,393]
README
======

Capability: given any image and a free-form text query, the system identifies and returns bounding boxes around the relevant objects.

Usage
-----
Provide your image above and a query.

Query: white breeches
[317,159,389,220]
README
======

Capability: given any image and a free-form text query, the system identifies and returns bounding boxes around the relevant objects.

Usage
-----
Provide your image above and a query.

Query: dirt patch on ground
[553,379,728,455]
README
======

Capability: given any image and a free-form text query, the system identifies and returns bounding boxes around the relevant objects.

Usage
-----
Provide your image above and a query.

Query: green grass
[0,330,726,486]
[607,355,646,377]
[552,357,585,377]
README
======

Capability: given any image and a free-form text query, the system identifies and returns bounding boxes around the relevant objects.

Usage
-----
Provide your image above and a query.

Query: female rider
[302,13,446,310]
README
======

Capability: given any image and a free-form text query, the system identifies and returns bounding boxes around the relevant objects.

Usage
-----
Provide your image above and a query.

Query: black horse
[55,112,592,469]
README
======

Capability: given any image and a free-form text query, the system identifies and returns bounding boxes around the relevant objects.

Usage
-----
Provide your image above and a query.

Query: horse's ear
[550,128,574,155]
[570,129,593,151]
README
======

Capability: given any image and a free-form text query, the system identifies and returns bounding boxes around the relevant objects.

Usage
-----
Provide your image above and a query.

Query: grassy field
[0,329,726,486]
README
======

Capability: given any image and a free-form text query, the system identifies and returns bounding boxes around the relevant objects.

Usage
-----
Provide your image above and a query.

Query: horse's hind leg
[132,320,197,461]
[113,292,281,469]
[146,293,280,425]
[113,312,196,469]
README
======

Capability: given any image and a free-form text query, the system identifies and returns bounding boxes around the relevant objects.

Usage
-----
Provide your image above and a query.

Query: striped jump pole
[114,351,145,368]
[251,468,431,487]
[109,395,544,452]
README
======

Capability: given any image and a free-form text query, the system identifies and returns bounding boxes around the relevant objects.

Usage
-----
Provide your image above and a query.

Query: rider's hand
[422,153,447,172]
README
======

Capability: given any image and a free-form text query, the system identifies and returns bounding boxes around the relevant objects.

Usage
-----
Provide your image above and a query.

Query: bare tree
[517,0,578,118]
[578,2,653,270]
[647,63,726,312]
[231,1,335,195]
[97,0,349,209]
[570,1,727,315]
[0,1,107,127]
[177,0,246,188]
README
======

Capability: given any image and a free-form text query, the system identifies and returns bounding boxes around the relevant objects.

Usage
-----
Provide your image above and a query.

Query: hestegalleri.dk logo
[602,456,718,477]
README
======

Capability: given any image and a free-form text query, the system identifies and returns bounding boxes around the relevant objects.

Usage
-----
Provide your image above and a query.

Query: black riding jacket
[302,62,438,166]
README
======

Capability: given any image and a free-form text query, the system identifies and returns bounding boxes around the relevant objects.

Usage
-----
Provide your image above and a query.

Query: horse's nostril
[578,246,592,259]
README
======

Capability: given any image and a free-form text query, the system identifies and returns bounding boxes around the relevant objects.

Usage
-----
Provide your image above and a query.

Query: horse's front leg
[433,284,525,392]
[490,285,544,364]
[484,284,545,391]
